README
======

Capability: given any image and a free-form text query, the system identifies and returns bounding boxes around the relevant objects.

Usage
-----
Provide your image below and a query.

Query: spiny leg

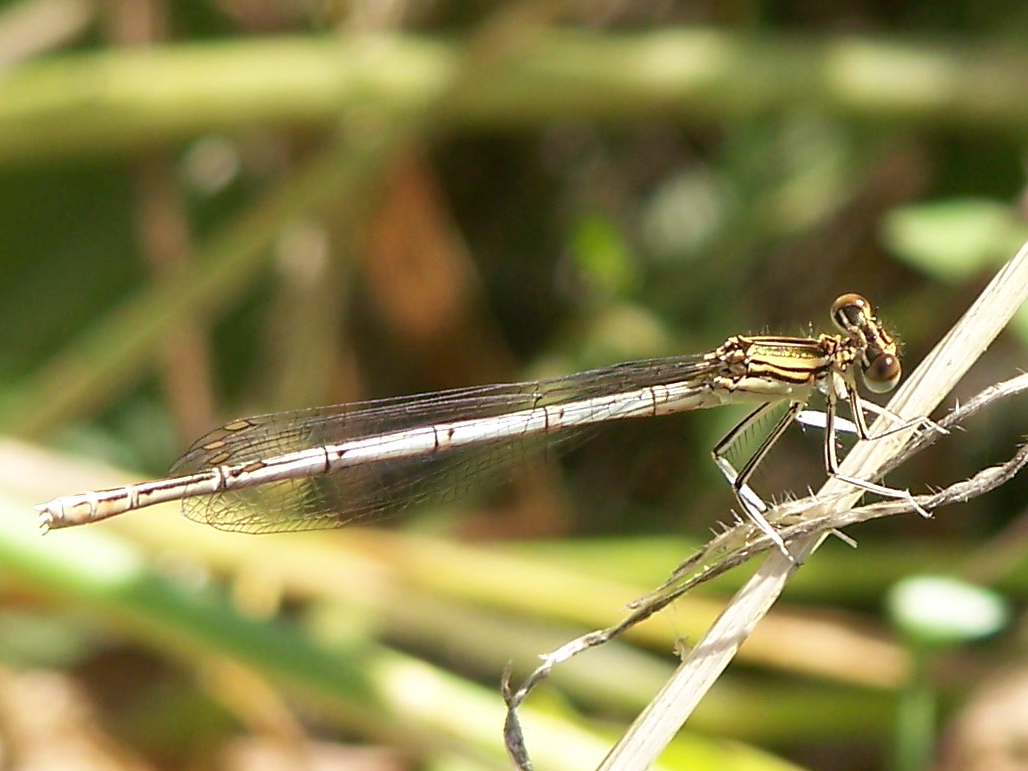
[713,401,805,558]
[846,388,945,441]
[822,382,931,517]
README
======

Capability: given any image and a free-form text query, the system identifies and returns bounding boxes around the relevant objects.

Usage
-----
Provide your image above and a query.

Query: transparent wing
[169,354,716,533]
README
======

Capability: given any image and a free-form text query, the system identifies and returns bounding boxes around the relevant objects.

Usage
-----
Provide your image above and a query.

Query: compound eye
[863,353,901,393]
[831,293,872,332]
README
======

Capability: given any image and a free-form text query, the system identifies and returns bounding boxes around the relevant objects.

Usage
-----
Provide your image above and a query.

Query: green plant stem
[0,129,403,439]
[893,648,936,771]
[2,30,1028,166]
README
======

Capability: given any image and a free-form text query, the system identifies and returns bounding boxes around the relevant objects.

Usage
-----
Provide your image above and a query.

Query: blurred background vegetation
[1,1,1028,769]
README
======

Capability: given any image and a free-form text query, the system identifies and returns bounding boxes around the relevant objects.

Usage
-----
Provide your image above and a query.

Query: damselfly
[37,293,922,555]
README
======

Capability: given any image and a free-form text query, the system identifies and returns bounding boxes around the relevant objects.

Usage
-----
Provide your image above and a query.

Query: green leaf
[882,198,1028,282]
[886,575,1008,647]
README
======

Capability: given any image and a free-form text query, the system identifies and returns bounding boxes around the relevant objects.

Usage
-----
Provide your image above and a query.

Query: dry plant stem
[594,244,1028,770]
[876,371,1028,478]
[501,370,1028,766]
[509,378,1028,654]
[650,372,1028,602]
[737,372,1028,546]
[502,378,1028,769]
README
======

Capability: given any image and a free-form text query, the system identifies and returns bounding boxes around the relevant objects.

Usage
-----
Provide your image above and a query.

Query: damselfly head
[830,293,902,393]
[862,350,901,393]
[830,292,875,333]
